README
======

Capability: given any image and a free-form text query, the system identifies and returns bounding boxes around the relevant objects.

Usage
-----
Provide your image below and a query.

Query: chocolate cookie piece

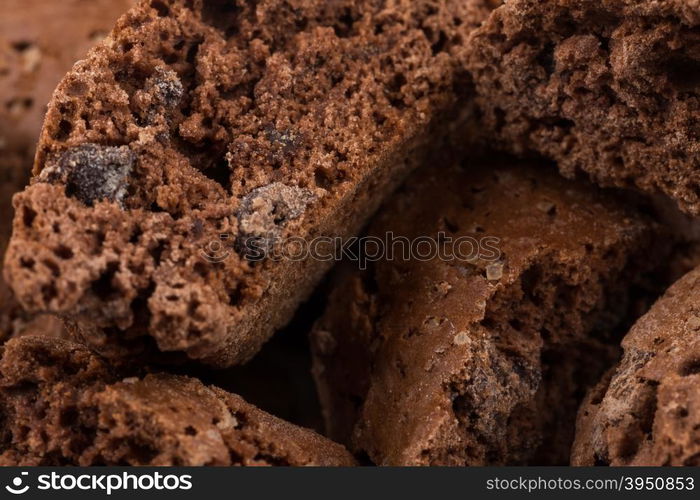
[0,0,134,342]
[572,266,700,466]
[311,160,668,466]
[465,0,700,215]
[4,0,500,367]
[0,336,355,466]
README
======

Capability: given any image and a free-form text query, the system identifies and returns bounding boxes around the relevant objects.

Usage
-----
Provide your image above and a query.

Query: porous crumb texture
[0,0,134,342]
[572,266,700,466]
[311,159,668,466]
[466,0,700,215]
[0,336,355,466]
[4,0,500,367]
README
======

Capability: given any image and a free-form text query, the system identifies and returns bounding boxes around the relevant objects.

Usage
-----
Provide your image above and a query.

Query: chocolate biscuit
[466,0,700,215]
[4,0,500,367]
[571,266,700,466]
[0,0,134,342]
[0,336,355,466]
[311,160,667,465]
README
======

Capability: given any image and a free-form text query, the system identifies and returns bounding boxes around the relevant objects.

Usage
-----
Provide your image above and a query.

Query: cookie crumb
[686,315,700,331]
[453,331,470,345]
[147,67,183,109]
[486,262,504,280]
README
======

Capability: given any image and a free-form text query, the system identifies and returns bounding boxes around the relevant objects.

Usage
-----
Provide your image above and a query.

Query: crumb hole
[151,0,170,16]
[666,54,700,91]
[202,157,231,192]
[54,120,73,141]
[22,206,36,227]
[91,262,120,300]
[680,358,700,376]
[11,41,33,52]
[54,245,74,260]
[201,0,241,36]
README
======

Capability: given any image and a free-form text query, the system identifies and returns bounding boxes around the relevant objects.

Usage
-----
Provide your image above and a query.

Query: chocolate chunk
[147,67,184,109]
[236,183,315,258]
[44,144,134,206]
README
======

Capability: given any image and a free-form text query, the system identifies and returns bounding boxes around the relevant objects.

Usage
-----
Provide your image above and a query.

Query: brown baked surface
[0,335,355,466]
[572,266,700,466]
[311,159,668,465]
[3,0,500,367]
[466,0,700,215]
[0,0,134,342]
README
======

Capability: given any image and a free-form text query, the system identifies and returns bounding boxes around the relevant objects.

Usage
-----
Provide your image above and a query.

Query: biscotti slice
[0,0,134,342]
[3,0,500,367]
[311,159,668,466]
[571,266,700,466]
[465,0,700,215]
[0,336,355,466]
